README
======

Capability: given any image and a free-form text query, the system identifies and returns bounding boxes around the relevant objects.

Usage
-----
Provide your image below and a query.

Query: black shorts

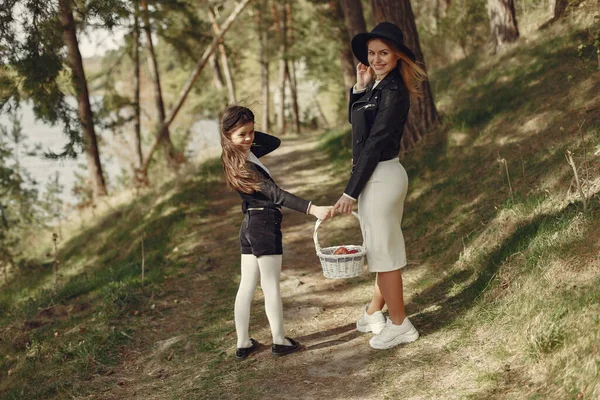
[240,208,283,257]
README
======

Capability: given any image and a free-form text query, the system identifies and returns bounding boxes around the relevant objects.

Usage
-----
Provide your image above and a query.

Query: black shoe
[271,337,302,357]
[236,338,259,361]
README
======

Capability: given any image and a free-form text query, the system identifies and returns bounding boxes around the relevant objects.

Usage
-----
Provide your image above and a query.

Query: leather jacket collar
[365,68,401,95]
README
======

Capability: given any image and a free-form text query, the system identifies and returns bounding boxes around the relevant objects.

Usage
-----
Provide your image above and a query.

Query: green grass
[318,127,353,172]
[319,16,600,399]
[0,159,222,398]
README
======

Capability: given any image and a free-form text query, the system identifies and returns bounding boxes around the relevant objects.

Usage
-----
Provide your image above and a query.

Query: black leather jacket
[237,131,311,214]
[344,68,410,199]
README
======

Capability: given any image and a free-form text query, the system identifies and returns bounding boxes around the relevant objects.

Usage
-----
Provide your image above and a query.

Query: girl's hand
[309,205,332,221]
[356,63,373,90]
[332,195,355,215]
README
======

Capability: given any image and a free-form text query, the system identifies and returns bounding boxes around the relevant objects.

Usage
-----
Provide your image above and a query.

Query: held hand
[332,195,356,215]
[309,205,332,221]
[356,63,373,90]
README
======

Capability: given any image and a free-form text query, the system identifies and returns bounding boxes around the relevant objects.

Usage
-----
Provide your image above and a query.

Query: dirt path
[81,132,444,400]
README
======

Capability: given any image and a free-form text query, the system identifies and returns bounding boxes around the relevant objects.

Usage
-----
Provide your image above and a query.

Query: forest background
[1,0,600,399]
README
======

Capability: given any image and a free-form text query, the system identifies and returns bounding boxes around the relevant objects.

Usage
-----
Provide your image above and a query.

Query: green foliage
[418,0,488,66]
[146,0,210,61]
[438,0,488,57]
[576,16,600,70]
[0,112,40,270]
[318,127,352,171]
[40,172,64,225]
[0,0,129,159]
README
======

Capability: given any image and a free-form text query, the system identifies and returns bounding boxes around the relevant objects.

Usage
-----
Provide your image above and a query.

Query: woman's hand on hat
[332,195,356,216]
[356,63,373,89]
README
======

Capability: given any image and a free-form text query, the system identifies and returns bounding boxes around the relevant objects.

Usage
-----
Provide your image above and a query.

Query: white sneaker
[369,317,419,350]
[356,305,386,334]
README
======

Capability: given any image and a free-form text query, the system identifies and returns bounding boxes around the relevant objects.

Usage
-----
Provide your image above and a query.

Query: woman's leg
[367,276,386,315]
[257,254,291,346]
[234,254,260,348]
[376,269,407,324]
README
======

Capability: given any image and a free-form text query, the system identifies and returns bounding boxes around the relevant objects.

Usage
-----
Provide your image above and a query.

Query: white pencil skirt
[358,158,409,273]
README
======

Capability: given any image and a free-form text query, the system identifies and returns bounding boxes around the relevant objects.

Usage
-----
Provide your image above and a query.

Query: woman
[332,22,426,350]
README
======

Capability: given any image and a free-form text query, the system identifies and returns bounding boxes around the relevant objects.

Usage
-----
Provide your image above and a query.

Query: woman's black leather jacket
[344,68,410,199]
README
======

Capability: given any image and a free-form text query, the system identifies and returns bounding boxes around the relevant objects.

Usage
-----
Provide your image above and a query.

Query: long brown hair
[220,105,262,194]
[369,38,427,99]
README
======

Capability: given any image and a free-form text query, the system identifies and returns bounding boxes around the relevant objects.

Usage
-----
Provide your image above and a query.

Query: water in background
[0,103,220,206]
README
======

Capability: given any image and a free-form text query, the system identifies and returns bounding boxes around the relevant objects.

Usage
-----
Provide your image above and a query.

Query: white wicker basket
[313,211,366,279]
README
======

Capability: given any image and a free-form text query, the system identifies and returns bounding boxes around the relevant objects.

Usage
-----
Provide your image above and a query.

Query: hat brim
[351,32,416,66]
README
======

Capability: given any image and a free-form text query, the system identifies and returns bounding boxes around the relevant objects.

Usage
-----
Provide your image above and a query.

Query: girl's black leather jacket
[237,131,310,214]
[344,68,410,199]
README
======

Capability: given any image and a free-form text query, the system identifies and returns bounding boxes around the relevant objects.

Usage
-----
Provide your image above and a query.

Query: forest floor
[76,133,462,400]
[79,133,431,400]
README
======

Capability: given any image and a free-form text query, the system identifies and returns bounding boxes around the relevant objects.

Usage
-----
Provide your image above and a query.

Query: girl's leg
[234,254,260,348]
[367,275,386,315]
[257,254,291,346]
[376,269,407,324]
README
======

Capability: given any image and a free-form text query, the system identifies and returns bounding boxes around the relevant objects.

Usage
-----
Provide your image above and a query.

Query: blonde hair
[369,38,427,99]
[220,105,262,194]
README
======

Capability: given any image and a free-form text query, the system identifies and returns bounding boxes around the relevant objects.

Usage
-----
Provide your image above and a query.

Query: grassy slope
[384,17,600,400]
[1,8,599,400]
[309,12,600,399]
[0,160,224,398]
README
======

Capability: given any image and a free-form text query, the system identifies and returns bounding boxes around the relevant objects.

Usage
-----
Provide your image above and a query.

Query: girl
[220,105,330,360]
[332,22,425,350]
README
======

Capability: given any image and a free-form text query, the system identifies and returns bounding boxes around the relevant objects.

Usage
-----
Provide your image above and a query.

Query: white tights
[234,254,291,347]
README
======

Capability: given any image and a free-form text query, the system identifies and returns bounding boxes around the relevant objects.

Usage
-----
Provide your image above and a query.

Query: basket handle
[313,211,366,253]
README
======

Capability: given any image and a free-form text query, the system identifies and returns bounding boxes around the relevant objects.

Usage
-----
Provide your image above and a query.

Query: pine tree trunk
[371,0,440,151]
[208,7,236,104]
[285,3,300,134]
[141,0,180,170]
[553,0,569,18]
[340,0,367,65]
[487,0,519,52]
[273,2,287,135]
[540,0,570,29]
[255,2,270,131]
[133,0,143,169]
[209,53,225,90]
[327,0,356,103]
[58,0,107,198]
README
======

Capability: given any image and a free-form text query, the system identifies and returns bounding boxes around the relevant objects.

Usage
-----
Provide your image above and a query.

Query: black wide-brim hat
[351,22,416,66]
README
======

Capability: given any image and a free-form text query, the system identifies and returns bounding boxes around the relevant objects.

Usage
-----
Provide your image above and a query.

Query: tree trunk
[371,0,440,151]
[339,46,356,100]
[273,2,287,135]
[327,0,356,102]
[133,0,143,169]
[553,0,569,18]
[208,6,236,104]
[540,0,570,30]
[141,0,180,170]
[209,53,225,90]
[140,0,251,175]
[487,0,519,52]
[285,2,300,134]
[255,1,270,131]
[58,0,107,198]
[340,0,367,66]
